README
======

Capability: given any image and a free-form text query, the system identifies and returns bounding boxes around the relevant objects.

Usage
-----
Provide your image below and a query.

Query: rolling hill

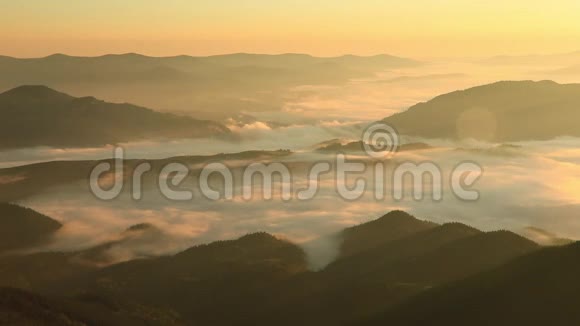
[363,241,580,326]
[0,203,62,253]
[382,80,580,142]
[260,216,538,325]
[338,210,437,258]
[0,208,569,325]
[0,53,420,120]
[0,85,229,149]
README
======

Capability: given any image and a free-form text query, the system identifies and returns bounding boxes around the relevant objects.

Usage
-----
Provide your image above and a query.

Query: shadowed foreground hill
[261,214,538,325]
[0,208,561,325]
[0,287,83,326]
[363,241,580,326]
[0,203,61,253]
[0,287,184,325]
[382,80,580,141]
[68,232,309,325]
[0,223,307,325]
[0,85,229,149]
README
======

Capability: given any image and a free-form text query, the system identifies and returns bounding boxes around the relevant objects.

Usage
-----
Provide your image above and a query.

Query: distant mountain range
[2,207,576,325]
[480,51,580,66]
[0,53,420,120]
[382,80,580,141]
[0,53,419,83]
[0,85,229,149]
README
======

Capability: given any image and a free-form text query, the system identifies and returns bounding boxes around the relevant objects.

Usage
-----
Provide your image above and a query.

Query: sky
[1,0,580,58]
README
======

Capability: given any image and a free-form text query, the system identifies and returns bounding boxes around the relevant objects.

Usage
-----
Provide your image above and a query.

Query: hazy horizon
[2,50,580,60]
[3,1,580,58]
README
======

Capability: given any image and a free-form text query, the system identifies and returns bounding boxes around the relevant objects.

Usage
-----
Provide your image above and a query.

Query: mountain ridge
[0,85,230,149]
[382,80,580,141]
[0,207,570,325]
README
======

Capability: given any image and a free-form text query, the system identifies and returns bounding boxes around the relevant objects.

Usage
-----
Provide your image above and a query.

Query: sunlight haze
[2,0,580,57]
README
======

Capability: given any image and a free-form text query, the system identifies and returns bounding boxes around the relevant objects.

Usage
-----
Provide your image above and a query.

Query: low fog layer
[2,56,580,268]
[10,137,579,269]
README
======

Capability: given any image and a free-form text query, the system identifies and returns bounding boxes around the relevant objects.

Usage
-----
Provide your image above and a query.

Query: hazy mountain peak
[340,211,437,257]
[382,79,580,141]
[43,53,71,59]
[0,85,71,101]
[101,52,153,60]
[376,210,417,222]
[119,52,148,58]
[238,232,279,243]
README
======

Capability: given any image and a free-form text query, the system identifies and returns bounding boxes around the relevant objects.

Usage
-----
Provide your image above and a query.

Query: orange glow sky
[2,1,580,58]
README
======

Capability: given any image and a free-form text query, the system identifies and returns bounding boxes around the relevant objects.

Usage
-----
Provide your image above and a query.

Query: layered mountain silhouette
[2,207,570,325]
[338,211,438,258]
[382,80,580,141]
[0,53,418,85]
[263,213,538,325]
[0,53,420,119]
[0,85,229,149]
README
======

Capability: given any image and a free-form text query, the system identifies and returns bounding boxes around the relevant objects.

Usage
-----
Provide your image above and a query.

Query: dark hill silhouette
[339,210,437,258]
[0,287,183,325]
[0,210,554,325]
[382,80,580,141]
[0,85,72,105]
[327,222,483,279]
[0,85,229,149]
[72,232,308,325]
[364,241,580,326]
[0,203,61,253]
[0,150,293,202]
[263,222,537,325]
[376,230,538,285]
[0,287,83,325]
